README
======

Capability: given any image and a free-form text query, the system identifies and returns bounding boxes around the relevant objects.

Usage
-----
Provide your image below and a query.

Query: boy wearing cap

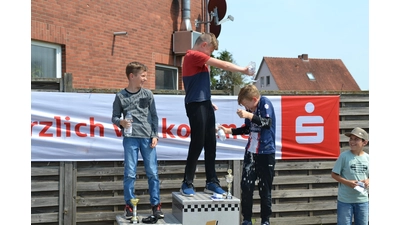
[331,127,369,225]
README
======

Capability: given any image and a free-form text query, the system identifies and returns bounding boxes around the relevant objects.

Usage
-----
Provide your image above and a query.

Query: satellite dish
[208,0,227,21]
[208,0,226,38]
[209,19,221,38]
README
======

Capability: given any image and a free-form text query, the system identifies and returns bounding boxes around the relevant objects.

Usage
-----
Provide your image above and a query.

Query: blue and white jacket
[232,96,276,154]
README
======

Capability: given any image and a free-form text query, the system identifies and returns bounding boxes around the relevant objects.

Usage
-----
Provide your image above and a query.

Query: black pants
[183,100,219,185]
[241,151,275,222]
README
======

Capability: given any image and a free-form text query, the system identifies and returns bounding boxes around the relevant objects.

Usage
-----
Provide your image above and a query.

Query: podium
[172,192,240,225]
[116,192,240,224]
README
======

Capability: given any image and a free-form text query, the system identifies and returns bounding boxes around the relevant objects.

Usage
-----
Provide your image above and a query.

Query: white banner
[32,92,340,161]
[31,92,282,161]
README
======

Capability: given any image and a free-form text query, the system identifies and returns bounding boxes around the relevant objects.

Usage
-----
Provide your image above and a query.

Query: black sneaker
[152,203,164,219]
[124,204,133,220]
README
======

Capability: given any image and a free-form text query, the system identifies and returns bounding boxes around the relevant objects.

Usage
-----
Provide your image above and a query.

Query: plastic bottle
[248,61,256,75]
[215,123,226,141]
[124,113,133,137]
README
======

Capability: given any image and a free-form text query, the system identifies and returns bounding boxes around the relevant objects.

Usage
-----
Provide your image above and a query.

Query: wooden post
[63,162,77,225]
[63,73,73,92]
[233,160,241,199]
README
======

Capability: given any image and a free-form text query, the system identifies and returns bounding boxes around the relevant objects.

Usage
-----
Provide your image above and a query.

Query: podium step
[116,192,240,224]
[172,192,240,225]
[116,214,182,225]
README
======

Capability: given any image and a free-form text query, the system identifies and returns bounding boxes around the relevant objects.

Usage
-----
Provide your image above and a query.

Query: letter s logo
[295,102,324,144]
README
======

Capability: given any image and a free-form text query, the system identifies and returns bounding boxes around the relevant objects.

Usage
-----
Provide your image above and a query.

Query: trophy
[130,198,140,223]
[225,169,233,199]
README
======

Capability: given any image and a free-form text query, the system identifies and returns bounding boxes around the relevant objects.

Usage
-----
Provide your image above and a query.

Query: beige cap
[345,127,368,141]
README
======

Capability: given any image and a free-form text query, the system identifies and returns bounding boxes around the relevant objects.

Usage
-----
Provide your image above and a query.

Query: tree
[210,50,249,93]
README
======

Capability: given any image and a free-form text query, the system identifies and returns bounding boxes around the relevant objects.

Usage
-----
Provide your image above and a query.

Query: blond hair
[237,85,260,105]
[194,33,219,50]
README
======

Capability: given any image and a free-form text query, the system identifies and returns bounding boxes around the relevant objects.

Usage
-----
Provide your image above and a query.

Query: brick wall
[31,0,204,90]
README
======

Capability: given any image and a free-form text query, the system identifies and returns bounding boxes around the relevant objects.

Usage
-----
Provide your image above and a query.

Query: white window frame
[155,64,178,90]
[306,72,315,80]
[31,40,62,78]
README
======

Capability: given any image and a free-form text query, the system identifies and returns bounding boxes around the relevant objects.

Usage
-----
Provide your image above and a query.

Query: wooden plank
[275,161,335,170]
[73,189,338,207]
[31,197,59,207]
[77,163,229,177]
[31,167,60,176]
[63,73,73,92]
[270,214,337,225]
[252,201,337,212]
[76,209,174,223]
[233,160,241,198]
[76,211,127,222]
[31,181,59,192]
[339,120,369,129]
[31,212,58,223]
[77,167,124,176]
[273,175,335,185]
[64,162,76,225]
[339,95,369,102]
[340,107,369,115]
[272,188,338,198]
[76,179,229,192]
[75,194,173,207]
[59,162,65,225]
[116,213,181,225]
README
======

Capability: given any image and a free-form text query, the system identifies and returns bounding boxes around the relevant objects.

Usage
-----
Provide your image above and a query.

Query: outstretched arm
[206,57,253,75]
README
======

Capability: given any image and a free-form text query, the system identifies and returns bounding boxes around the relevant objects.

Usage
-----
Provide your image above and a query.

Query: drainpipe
[181,0,192,31]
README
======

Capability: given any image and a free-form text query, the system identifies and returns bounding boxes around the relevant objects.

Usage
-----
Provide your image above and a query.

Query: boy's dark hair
[126,62,147,78]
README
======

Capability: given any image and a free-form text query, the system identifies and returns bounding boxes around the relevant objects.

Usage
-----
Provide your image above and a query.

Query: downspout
[204,0,210,32]
[181,0,192,31]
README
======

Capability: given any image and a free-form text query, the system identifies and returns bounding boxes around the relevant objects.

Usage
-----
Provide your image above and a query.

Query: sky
[214,0,369,90]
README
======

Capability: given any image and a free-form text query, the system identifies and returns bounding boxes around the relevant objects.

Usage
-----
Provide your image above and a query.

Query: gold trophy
[130,198,140,223]
[225,169,233,199]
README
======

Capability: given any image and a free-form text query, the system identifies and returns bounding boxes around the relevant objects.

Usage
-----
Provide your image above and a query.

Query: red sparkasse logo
[280,96,340,159]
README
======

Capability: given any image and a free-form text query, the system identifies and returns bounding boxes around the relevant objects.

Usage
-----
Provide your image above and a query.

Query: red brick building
[31,0,208,90]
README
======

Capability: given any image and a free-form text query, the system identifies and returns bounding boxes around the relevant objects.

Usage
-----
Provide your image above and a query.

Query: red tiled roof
[262,55,361,91]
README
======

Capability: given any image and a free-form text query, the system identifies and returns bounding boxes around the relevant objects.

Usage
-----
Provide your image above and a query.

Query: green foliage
[210,50,248,93]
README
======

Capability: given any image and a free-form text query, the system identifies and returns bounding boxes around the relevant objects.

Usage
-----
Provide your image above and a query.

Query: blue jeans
[123,137,160,206]
[337,200,369,225]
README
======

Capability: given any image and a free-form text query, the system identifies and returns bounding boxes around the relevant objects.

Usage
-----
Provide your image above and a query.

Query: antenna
[194,0,233,38]
[210,8,234,26]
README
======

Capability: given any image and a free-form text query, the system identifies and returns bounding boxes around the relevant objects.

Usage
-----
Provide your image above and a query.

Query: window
[31,40,62,78]
[260,77,264,88]
[306,72,315,80]
[266,76,270,85]
[155,65,178,90]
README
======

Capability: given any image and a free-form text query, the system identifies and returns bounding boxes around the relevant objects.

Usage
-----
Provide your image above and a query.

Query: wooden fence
[31,83,369,225]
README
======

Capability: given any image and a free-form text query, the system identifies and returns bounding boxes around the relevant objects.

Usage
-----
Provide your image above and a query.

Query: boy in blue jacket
[219,84,276,225]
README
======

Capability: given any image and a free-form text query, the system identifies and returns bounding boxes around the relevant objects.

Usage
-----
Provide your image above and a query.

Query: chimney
[180,0,192,31]
[298,54,308,60]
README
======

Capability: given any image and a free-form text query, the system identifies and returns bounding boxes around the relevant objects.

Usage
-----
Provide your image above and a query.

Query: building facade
[31,0,208,90]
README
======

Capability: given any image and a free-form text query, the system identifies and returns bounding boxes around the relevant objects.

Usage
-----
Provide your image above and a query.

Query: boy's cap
[345,127,368,141]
